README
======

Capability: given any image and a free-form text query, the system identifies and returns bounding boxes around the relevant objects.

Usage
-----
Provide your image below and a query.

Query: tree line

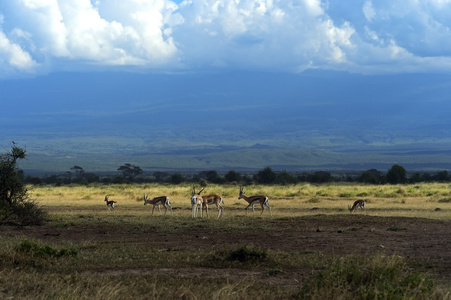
[23,163,450,186]
[1,143,449,226]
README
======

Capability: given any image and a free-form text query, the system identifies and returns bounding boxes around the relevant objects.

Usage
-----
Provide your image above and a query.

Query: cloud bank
[1,0,451,77]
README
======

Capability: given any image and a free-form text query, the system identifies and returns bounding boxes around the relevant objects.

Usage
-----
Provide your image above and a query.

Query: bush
[0,144,46,225]
[226,246,267,263]
[16,239,77,258]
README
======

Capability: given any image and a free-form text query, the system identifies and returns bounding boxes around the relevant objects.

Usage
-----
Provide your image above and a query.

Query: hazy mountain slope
[3,70,451,173]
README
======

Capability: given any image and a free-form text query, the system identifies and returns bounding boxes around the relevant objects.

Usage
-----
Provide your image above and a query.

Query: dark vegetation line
[24,163,450,186]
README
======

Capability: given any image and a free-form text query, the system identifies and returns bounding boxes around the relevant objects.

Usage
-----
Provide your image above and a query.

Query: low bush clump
[438,198,451,203]
[226,246,267,263]
[16,239,77,258]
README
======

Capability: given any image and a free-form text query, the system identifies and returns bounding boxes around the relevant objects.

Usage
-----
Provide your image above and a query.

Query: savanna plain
[1,183,451,299]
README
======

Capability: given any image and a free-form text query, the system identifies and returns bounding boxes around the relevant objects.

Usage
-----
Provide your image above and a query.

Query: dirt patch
[2,214,451,285]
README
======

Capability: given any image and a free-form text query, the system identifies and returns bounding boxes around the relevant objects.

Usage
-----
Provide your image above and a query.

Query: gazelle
[104,196,116,211]
[238,186,272,216]
[191,186,203,218]
[144,194,173,216]
[348,199,365,213]
[200,193,224,218]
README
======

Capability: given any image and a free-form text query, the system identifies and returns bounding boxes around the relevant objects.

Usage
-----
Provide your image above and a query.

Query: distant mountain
[18,145,451,174]
[3,70,451,173]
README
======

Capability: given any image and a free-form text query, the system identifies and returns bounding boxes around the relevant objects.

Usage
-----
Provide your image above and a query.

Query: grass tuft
[299,255,436,299]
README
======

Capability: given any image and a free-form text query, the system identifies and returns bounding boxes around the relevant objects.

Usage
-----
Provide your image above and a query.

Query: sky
[2,0,451,171]
[2,0,451,76]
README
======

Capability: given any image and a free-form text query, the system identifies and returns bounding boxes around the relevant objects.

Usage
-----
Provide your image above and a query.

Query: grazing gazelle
[144,194,173,216]
[191,186,203,218]
[199,192,224,219]
[348,199,365,213]
[104,196,117,211]
[238,186,272,216]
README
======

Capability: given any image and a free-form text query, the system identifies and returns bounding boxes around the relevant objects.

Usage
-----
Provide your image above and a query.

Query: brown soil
[2,214,451,289]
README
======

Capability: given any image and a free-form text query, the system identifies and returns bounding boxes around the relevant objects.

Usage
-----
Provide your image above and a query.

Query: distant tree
[199,170,221,183]
[386,164,407,184]
[117,163,143,180]
[24,175,42,185]
[225,170,242,183]
[309,171,332,183]
[153,171,169,182]
[255,167,276,184]
[70,165,85,179]
[0,144,46,225]
[276,171,298,185]
[436,170,449,182]
[170,173,184,184]
[83,173,100,184]
[422,173,432,182]
[358,169,383,184]
[409,172,423,183]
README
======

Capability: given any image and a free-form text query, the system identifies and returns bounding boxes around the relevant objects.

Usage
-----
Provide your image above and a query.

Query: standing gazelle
[238,186,272,216]
[200,193,224,218]
[348,199,365,213]
[144,194,173,216]
[191,186,203,218]
[104,196,116,211]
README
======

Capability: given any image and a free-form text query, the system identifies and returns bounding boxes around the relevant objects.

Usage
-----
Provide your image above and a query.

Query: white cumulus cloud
[0,0,451,76]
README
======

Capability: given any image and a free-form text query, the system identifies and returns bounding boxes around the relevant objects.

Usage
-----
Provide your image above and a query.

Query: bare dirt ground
[2,214,451,290]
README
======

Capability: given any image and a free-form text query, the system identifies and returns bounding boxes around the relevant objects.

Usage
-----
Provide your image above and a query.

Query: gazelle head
[104,196,109,202]
[192,186,205,196]
[144,194,149,205]
[238,186,245,199]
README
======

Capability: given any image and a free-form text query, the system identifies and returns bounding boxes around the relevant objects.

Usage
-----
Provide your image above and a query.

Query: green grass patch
[16,239,78,258]
[299,255,436,299]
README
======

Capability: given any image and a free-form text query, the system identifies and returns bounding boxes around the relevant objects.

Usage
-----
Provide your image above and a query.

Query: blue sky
[2,0,451,171]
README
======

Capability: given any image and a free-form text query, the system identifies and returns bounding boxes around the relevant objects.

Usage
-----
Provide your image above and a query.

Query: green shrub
[16,239,77,258]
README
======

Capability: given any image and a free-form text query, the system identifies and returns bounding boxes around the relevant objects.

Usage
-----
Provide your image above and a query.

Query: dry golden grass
[27,182,451,219]
[0,182,449,299]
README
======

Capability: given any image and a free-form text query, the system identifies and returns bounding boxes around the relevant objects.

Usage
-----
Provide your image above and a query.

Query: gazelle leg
[167,203,173,216]
[203,204,208,218]
[265,202,272,216]
[245,204,252,215]
[217,204,223,218]
[192,203,197,218]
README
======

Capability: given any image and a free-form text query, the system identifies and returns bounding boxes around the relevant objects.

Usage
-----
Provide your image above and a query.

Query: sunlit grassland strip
[1,183,450,298]
[27,182,451,220]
